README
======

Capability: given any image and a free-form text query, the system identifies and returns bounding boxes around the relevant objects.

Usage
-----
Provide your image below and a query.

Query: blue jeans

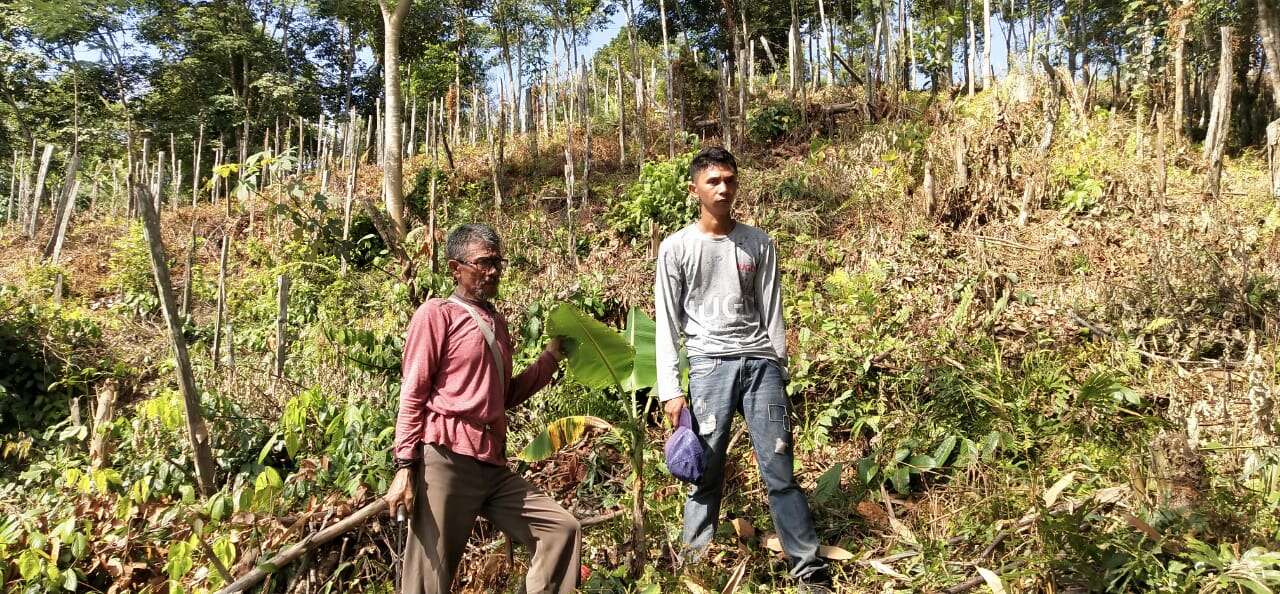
[682,356,828,580]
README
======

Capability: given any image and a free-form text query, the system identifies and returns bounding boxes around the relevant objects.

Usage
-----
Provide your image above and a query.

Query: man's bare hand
[384,467,414,519]
[664,397,687,428]
[546,336,566,362]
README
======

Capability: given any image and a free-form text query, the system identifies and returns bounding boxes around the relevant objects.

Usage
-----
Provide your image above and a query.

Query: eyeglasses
[455,257,508,271]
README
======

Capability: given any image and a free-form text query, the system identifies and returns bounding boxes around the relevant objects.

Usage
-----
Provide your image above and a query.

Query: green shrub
[747,100,801,144]
[0,287,114,434]
[106,223,161,316]
[1059,165,1104,214]
[605,151,698,239]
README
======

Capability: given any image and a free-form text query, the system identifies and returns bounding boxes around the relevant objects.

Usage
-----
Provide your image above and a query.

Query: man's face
[448,241,504,300]
[689,163,738,219]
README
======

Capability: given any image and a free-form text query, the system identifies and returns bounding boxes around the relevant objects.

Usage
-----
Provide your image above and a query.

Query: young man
[655,147,832,591]
[384,223,581,594]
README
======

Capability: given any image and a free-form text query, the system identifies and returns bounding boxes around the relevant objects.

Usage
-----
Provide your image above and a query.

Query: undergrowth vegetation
[2,71,1279,593]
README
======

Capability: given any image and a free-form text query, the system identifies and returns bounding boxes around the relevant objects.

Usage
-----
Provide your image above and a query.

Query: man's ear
[687,180,696,197]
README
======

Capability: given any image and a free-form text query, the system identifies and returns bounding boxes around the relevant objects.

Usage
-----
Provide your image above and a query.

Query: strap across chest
[448,296,508,394]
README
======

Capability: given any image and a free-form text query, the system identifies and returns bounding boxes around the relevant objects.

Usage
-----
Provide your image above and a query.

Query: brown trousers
[402,444,582,594]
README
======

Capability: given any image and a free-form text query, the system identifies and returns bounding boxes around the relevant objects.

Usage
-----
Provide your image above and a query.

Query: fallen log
[215,499,389,594]
[217,498,628,592]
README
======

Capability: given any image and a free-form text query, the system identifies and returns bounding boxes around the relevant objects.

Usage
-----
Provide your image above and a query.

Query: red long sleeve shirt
[393,296,558,466]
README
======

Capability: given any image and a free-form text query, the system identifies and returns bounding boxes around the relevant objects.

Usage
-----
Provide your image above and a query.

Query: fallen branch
[219,496,629,593]
[580,507,626,527]
[215,499,388,594]
[942,562,1022,594]
[1067,311,1245,369]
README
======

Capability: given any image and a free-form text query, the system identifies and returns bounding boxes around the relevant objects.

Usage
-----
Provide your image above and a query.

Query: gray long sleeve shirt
[654,222,786,402]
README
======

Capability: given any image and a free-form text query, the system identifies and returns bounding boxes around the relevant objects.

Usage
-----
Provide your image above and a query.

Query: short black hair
[446,223,501,261]
[688,146,737,183]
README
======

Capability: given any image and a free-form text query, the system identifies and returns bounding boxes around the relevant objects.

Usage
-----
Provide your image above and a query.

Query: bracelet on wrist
[392,457,419,470]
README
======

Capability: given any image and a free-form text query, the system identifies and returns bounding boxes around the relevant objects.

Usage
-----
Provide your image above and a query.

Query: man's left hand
[546,336,566,361]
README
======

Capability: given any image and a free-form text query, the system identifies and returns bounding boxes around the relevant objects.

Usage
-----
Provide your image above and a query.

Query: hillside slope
[2,74,1279,593]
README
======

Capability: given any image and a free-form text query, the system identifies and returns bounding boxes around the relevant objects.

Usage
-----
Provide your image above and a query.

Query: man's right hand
[664,397,687,428]
[384,467,414,519]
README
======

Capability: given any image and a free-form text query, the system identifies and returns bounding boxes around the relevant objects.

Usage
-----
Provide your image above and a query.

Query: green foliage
[0,286,114,434]
[1059,165,1105,214]
[518,416,612,462]
[621,308,657,392]
[605,151,698,239]
[747,100,801,144]
[106,222,161,316]
[549,303,636,390]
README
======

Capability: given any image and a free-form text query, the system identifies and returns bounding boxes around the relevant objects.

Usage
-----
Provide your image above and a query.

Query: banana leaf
[621,307,657,392]
[548,303,634,390]
[517,416,613,462]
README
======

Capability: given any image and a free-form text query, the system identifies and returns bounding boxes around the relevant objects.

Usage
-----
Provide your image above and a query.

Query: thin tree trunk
[48,179,79,264]
[1173,9,1188,143]
[379,0,412,241]
[967,0,977,96]
[192,123,204,208]
[135,182,217,497]
[213,234,229,370]
[659,0,676,157]
[983,0,994,88]
[44,154,80,259]
[27,144,53,238]
[181,222,196,317]
[1203,26,1233,199]
[274,274,290,382]
[1257,0,1280,108]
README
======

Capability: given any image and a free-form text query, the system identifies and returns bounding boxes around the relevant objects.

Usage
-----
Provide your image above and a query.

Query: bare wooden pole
[1203,26,1233,199]
[170,133,179,210]
[135,182,217,496]
[213,234,229,370]
[274,274,290,382]
[180,221,196,317]
[192,122,204,208]
[6,151,17,225]
[48,179,79,265]
[44,154,80,259]
[615,58,626,167]
[659,0,675,158]
[26,144,53,238]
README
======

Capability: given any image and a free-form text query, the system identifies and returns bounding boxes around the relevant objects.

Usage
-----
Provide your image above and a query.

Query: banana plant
[517,303,658,575]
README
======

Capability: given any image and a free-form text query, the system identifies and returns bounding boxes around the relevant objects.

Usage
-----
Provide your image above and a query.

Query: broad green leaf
[61,567,77,591]
[856,457,879,485]
[953,438,979,468]
[548,304,634,390]
[518,416,613,462]
[907,455,937,473]
[621,308,657,391]
[166,540,194,580]
[17,548,43,580]
[254,467,282,493]
[932,435,958,466]
[814,463,844,503]
[890,466,911,494]
[213,536,236,572]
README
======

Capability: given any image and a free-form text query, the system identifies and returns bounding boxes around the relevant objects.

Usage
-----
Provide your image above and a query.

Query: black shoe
[796,568,834,594]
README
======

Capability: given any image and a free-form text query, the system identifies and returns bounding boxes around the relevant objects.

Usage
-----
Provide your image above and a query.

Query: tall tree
[379,0,412,241]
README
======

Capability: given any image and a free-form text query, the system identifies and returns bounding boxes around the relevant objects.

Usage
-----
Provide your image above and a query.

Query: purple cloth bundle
[664,408,704,484]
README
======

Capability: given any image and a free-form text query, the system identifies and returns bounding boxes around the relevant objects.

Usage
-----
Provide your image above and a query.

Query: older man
[384,223,581,594]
